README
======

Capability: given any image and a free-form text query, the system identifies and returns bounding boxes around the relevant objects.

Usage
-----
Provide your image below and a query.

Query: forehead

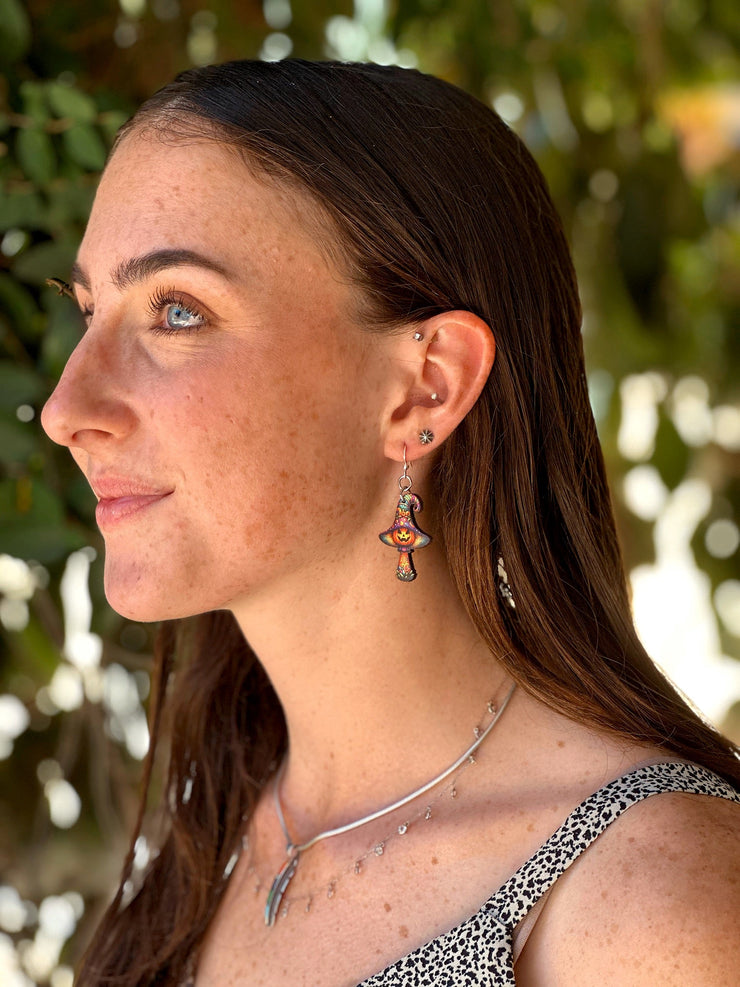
[79,133,331,280]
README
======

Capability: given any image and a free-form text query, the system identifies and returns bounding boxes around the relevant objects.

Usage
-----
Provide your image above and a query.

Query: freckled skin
[41,132,740,987]
[42,135,392,622]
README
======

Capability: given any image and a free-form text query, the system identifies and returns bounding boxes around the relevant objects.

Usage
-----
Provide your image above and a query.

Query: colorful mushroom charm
[379,492,431,581]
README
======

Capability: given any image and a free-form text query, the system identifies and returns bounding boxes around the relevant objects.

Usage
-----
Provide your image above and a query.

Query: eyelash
[146,286,208,336]
[73,286,209,335]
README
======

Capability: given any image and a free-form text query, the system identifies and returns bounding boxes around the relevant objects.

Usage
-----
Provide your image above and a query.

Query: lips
[90,476,174,529]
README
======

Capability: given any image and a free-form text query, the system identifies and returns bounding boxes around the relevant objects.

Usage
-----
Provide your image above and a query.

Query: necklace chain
[264,683,516,926]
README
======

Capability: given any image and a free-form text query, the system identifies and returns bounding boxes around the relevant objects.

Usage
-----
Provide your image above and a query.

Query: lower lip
[95,492,173,528]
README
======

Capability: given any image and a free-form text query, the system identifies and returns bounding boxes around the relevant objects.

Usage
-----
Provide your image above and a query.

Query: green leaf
[0,363,45,411]
[45,180,96,227]
[652,408,690,491]
[0,478,84,563]
[0,416,39,462]
[8,614,62,677]
[0,522,86,564]
[46,83,97,124]
[11,239,78,285]
[0,189,47,231]
[0,477,65,525]
[62,124,107,171]
[0,0,31,65]
[0,274,41,337]
[19,81,49,125]
[15,128,56,186]
[41,303,84,378]
[99,110,130,142]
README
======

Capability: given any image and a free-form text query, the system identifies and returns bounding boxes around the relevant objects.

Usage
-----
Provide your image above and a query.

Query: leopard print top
[182,762,737,986]
[357,761,739,986]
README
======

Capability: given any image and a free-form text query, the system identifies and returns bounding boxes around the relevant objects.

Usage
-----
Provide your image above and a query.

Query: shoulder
[516,786,740,986]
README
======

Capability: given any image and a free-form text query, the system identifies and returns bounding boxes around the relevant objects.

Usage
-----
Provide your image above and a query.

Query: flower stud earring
[379,446,431,581]
[419,429,434,445]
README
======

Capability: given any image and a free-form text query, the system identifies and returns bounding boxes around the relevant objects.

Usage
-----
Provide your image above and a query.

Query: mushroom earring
[378,446,431,581]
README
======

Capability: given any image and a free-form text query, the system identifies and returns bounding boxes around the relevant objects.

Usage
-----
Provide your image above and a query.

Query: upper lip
[89,476,174,501]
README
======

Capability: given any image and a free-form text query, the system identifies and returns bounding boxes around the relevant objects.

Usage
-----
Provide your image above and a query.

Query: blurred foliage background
[0,0,738,983]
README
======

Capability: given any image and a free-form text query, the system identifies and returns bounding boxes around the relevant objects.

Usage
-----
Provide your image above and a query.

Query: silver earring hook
[399,444,413,494]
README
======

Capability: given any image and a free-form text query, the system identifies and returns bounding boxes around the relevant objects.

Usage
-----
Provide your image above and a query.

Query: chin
[103,566,201,623]
[103,561,252,624]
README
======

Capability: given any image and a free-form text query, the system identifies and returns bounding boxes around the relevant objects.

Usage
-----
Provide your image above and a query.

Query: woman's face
[42,132,390,621]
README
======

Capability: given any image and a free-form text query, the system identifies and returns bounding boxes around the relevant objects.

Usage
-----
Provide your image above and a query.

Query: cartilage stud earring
[419,429,434,445]
[413,331,424,341]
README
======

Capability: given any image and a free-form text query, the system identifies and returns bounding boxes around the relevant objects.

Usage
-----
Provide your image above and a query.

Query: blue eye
[165,302,204,330]
[146,288,209,335]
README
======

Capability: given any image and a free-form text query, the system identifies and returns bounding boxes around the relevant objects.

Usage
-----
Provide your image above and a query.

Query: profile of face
[41,133,393,621]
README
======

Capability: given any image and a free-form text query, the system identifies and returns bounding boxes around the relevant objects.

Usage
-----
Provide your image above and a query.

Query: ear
[383,310,495,462]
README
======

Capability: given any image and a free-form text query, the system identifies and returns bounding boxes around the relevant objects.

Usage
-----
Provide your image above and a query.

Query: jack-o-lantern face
[393,527,414,547]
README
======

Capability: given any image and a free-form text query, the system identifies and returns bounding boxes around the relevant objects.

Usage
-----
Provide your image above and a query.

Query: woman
[41,60,739,985]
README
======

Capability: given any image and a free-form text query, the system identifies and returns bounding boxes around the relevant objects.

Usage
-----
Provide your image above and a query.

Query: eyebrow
[70,248,233,292]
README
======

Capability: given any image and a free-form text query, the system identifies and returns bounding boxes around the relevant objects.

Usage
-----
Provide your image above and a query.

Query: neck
[230,540,511,839]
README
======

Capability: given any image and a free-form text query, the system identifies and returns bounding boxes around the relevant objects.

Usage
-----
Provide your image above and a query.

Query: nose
[41,328,138,451]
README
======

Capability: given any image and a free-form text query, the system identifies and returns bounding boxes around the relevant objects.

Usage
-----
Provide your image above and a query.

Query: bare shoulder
[516,789,740,986]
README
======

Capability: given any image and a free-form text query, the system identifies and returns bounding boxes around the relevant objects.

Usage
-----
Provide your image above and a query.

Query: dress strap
[486,761,739,931]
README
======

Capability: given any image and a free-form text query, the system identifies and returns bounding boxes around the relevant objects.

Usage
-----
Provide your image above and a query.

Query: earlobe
[384,310,495,462]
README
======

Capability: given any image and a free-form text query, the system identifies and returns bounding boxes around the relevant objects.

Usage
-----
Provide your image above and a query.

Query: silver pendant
[264,852,300,926]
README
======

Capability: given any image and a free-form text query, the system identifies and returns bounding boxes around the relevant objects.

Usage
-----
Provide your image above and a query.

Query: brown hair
[75,60,740,985]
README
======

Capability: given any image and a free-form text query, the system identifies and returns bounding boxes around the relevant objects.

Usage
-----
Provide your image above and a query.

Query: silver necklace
[264,683,516,926]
